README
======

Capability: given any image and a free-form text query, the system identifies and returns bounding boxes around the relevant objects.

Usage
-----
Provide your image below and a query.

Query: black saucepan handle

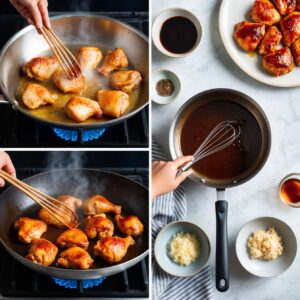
[215,199,229,292]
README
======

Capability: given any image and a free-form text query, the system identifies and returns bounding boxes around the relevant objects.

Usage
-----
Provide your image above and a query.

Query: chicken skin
[84,195,121,215]
[262,47,295,76]
[94,236,135,263]
[273,0,296,15]
[250,0,281,25]
[292,38,300,65]
[23,56,59,82]
[21,83,58,109]
[233,21,266,52]
[280,12,300,47]
[57,247,93,270]
[115,215,144,237]
[56,228,89,250]
[14,217,47,243]
[77,46,103,70]
[85,214,114,240]
[259,26,282,54]
[98,48,128,77]
[39,195,82,228]
[297,0,300,10]
[110,70,142,94]
[65,96,103,122]
[96,90,129,118]
[26,238,58,266]
[53,69,86,94]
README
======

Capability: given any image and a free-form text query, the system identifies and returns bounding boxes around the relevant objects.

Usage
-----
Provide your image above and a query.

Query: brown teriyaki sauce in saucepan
[180,101,262,180]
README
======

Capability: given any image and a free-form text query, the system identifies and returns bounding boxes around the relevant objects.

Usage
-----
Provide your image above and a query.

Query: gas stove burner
[52,277,106,289]
[52,128,106,142]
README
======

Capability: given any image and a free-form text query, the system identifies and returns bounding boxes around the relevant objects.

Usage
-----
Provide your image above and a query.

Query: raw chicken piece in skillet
[115,215,144,237]
[280,12,300,47]
[98,48,128,77]
[292,38,300,65]
[233,21,266,52]
[84,195,121,215]
[273,0,296,15]
[57,247,93,270]
[52,69,86,94]
[77,46,103,70]
[110,70,142,94]
[262,47,295,76]
[38,195,82,228]
[94,236,135,263]
[96,90,129,118]
[84,214,114,240]
[258,26,282,54]
[14,217,47,243]
[65,96,103,122]
[21,83,58,109]
[23,56,59,82]
[250,0,281,25]
[26,238,58,266]
[56,228,89,250]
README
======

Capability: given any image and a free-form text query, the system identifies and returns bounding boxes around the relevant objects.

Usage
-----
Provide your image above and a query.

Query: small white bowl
[152,8,202,57]
[236,217,297,278]
[154,221,211,277]
[152,69,181,105]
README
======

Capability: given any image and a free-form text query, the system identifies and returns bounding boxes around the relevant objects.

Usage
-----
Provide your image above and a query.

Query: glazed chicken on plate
[94,236,135,263]
[258,26,282,54]
[273,0,296,15]
[53,69,86,94]
[96,90,129,118]
[85,214,114,240]
[26,238,58,266]
[250,0,281,25]
[110,70,142,94]
[115,215,144,237]
[14,217,47,243]
[57,247,93,270]
[280,12,300,47]
[77,46,103,70]
[65,96,103,122]
[56,228,89,250]
[84,195,121,215]
[23,56,59,82]
[292,38,300,64]
[21,83,58,109]
[98,48,128,77]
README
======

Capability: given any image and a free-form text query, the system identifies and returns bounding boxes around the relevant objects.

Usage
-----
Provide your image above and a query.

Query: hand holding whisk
[177,120,241,176]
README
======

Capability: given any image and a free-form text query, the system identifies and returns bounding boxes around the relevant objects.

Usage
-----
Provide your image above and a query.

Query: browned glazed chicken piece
[273,0,296,15]
[280,12,300,47]
[26,238,58,266]
[110,71,142,94]
[14,217,47,243]
[96,90,129,118]
[258,26,282,54]
[21,83,58,109]
[250,0,281,25]
[233,21,266,52]
[23,56,59,81]
[56,228,89,250]
[53,69,86,94]
[65,96,103,122]
[98,48,128,77]
[115,215,144,237]
[94,236,135,263]
[262,47,295,76]
[297,0,300,10]
[85,214,114,240]
[77,46,103,70]
[292,38,300,65]
[57,247,93,269]
[84,195,121,215]
[39,195,82,228]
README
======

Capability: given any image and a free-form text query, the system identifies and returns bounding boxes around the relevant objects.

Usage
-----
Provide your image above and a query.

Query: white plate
[219,0,300,87]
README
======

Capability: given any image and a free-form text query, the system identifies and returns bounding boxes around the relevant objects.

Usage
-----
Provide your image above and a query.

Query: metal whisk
[177,120,241,176]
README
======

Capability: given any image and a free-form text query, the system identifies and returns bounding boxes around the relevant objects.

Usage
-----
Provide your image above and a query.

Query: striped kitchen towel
[152,141,214,300]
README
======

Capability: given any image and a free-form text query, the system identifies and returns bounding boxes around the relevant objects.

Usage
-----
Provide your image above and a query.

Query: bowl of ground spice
[152,69,181,104]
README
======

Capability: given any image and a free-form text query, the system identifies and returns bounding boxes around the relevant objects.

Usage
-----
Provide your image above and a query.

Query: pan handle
[215,189,229,292]
[0,92,8,104]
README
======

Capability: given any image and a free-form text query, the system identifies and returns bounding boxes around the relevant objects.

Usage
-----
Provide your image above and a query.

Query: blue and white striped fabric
[152,141,214,300]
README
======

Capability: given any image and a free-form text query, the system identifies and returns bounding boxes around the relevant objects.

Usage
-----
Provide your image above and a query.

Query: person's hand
[152,156,193,199]
[9,0,51,30]
[0,151,16,187]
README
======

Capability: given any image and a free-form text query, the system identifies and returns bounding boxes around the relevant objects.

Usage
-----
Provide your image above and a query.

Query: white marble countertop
[152,0,300,299]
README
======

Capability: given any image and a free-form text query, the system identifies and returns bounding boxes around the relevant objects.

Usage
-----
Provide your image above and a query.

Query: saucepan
[169,88,271,292]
